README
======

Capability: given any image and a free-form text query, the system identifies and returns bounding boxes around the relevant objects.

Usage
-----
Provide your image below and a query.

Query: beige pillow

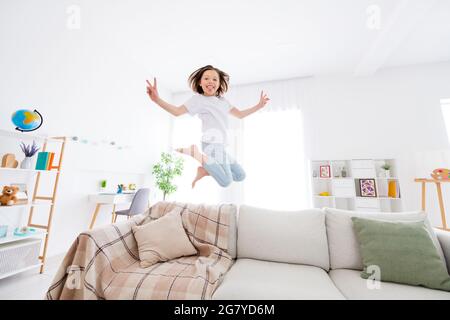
[132,208,197,268]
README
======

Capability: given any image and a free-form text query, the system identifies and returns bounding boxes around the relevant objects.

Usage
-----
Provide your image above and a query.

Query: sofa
[212,205,450,300]
[48,202,450,300]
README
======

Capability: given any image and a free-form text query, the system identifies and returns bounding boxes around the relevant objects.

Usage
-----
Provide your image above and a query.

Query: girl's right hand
[146,78,159,103]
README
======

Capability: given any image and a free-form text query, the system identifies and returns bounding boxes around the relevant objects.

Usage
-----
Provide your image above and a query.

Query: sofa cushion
[212,258,345,300]
[237,205,330,270]
[329,269,450,300]
[352,217,450,291]
[132,208,197,268]
[324,207,446,271]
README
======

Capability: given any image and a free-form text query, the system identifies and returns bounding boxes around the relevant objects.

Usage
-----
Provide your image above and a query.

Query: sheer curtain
[241,109,308,210]
[172,77,312,209]
[170,108,224,204]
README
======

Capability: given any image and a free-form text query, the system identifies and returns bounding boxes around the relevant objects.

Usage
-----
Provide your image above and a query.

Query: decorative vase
[385,170,390,178]
[20,157,32,169]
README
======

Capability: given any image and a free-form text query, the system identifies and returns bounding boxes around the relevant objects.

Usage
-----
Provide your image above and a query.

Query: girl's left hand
[258,91,270,109]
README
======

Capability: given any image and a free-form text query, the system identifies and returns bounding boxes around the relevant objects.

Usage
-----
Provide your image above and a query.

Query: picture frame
[359,179,377,197]
[319,165,331,178]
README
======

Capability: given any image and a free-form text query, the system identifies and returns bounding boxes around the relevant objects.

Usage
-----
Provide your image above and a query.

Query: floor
[0,253,65,300]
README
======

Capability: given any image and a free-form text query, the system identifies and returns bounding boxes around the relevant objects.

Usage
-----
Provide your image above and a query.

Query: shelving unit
[310,158,402,212]
[0,167,59,174]
[0,230,46,245]
[0,129,66,278]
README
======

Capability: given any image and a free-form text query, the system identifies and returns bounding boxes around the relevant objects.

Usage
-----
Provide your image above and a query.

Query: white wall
[304,62,450,227]
[172,62,450,227]
[1,0,449,258]
[0,1,173,257]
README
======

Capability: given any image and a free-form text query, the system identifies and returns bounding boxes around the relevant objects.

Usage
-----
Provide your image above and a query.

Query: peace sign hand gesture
[146,78,160,103]
[257,91,270,109]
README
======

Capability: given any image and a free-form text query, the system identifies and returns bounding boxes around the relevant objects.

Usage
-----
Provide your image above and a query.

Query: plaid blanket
[46,201,235,300]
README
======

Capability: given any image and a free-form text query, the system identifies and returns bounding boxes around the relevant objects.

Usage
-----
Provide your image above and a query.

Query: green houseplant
[381,164,391,178]
[152,152,184,200]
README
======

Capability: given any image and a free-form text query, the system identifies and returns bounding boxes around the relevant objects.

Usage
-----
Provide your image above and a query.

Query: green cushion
[351,217,450,292]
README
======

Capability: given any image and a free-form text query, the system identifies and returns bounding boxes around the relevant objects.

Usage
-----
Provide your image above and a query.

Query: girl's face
[200,69,220,96]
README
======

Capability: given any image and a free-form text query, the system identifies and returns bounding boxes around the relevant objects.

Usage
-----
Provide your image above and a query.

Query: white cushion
[132,208,197,268]
[237,205,330,270]
[212,259,345,300]
[324,207,446,271]
[329,269,450,300]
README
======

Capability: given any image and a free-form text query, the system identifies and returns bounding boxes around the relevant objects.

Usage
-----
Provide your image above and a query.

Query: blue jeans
[201,142,246,188]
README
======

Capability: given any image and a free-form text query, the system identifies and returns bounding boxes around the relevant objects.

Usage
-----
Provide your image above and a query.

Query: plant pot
[385,170,390,178]
[20,157,32,169]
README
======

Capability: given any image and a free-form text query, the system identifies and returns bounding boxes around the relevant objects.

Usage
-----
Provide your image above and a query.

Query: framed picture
[359,179,377,197]
[319,165,331,178]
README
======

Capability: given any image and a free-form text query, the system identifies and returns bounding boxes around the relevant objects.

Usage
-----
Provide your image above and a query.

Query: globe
[11,109,43,131]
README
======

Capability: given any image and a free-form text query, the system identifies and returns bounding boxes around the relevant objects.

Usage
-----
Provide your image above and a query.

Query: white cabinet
[351,160,376,178]
[354,197,381,211]
[331,179,355,197]
[0,238,42,280]
[0,129,65,278]
[310,158,402,212]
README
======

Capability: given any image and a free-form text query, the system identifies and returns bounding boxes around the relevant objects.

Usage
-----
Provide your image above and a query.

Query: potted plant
[381,164,391,178]
[152,152,184,200]
[19,141,39,169]
[99,179,107,192]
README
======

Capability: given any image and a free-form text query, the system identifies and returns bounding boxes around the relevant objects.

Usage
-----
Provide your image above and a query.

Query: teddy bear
[0,186,19,206]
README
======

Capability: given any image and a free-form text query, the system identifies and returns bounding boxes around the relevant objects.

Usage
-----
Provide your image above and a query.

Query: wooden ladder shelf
[27,136,66,273]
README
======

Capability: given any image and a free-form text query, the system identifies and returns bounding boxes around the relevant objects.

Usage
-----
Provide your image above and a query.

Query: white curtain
[172,77,312,209]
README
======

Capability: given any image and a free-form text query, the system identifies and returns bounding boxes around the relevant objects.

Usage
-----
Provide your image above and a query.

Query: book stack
[35,152,56,170]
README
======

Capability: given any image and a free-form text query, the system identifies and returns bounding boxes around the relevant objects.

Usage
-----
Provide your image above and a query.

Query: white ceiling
[2,0,450,92]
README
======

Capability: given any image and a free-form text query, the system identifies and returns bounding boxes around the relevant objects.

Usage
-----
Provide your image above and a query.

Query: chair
[113,188,150,222]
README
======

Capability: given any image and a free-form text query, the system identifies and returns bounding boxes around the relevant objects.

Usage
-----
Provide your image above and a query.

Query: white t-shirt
[183,94,233,145]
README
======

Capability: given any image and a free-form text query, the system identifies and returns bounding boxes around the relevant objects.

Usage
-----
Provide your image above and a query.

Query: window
[242,109,309,210]
[171,115,222,204]
[171,108,309,210]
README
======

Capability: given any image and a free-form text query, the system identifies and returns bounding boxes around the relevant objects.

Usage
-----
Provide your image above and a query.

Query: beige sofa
[212,205,450,300]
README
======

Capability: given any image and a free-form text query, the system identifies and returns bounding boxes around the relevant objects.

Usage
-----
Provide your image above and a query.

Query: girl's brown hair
[188,65,229,97]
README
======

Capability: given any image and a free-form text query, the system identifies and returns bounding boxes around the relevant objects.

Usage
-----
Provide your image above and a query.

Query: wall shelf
[0,230,46,245]
[310,158,402,212]
[0,167,59,174]
[0,129,64,143]
[0,202,54,211]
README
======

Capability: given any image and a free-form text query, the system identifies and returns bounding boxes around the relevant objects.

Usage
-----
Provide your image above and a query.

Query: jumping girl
[146,65,269,188]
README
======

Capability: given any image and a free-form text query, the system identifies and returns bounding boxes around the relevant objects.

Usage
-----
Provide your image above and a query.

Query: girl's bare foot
[192,166,209,189]
[175,144,208,164]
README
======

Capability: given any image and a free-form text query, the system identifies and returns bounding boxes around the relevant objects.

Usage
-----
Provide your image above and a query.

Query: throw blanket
[46,201,235,300]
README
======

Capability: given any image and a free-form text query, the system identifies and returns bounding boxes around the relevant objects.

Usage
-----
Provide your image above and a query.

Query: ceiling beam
[354,0,438,76]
